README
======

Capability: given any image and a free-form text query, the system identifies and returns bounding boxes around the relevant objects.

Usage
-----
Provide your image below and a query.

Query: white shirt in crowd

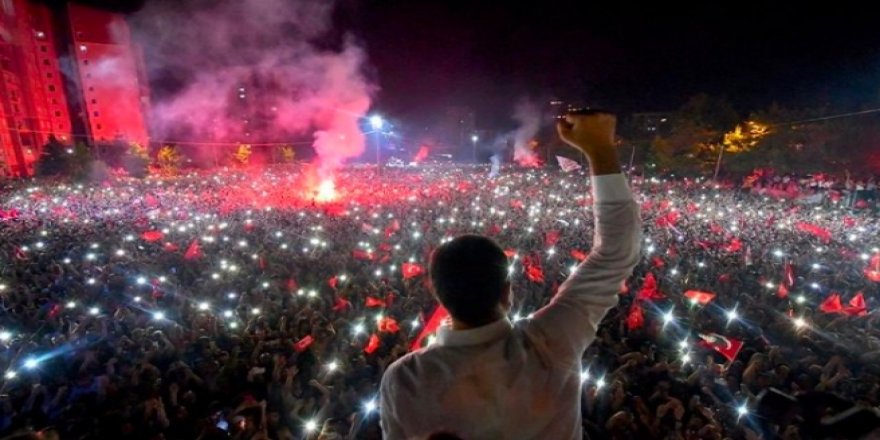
[380,173,641,440]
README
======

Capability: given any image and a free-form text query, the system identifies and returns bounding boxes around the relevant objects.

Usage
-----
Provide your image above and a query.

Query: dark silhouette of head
[430,235,512,327]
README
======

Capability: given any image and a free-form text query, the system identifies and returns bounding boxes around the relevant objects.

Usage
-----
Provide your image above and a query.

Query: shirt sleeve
[529,173,641,360]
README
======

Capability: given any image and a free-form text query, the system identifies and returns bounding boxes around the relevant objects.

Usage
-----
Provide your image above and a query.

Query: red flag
[377,317,400,333]
[777,283,789,299]
[718,273,731,283]
[286,278,298,292]
[413,145,429,162]
[141,231,164,242]
[361,222,375,234]
[570,249,588,262]
[845,292,867,316]
[626,302,644,330]
[384,219,401,238]
[184,240,202,260]
[411,306,449,351]
[47,303,62,319]
[795,222,832,243]
[637,273,664,300]
[13,247,28,260]
[684,290,716,305]
[865,255,880,282]
[163,242,179,252]
[545,230,561,246]
[784,262,795,287]
[698,333,744,362]
[293,335,314,353]
[504,249,517,258]
[843,216,856,228]
[709,223,724,235]
[523,255,544,283]
[332,296,352,312]
[724,238,742,253]
[365,296,387,308]
[144,194,159,208]
[655,211,680,228]
[352,249,375,261]
[819,293,843,314]
[510,199,524,209]
[402,262,425,279]
[379,242,393,252]
[328,276,338,289]
[652,256,665,268]
[364,334,381,354]
[258,255,267,271]
[486,224,502,236]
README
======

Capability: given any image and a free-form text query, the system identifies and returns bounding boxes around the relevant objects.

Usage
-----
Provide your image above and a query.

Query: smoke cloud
[130,0,375,175]
[511,98,541,166]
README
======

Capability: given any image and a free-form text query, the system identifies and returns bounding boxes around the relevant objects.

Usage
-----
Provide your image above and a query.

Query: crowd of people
[0,165,879,439]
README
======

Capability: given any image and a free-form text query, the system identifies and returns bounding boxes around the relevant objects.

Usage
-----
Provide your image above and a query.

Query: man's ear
[500,281,513,310]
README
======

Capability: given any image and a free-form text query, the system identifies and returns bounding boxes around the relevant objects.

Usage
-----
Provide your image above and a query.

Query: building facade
[0,1,148,177]
[66,3,149,148]
[0,0,72,177]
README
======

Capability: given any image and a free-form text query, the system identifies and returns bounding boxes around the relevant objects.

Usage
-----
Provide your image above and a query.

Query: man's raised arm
[530,112,641,359]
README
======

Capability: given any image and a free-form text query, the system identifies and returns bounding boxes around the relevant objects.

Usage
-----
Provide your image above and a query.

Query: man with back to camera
[379,111,642,439]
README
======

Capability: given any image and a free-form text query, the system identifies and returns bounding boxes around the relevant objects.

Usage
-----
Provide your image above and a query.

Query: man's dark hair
[430,235,509,326]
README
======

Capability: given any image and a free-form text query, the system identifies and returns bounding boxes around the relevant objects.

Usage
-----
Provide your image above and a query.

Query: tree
[122,142,150,178]
[233,144,252,166]
[280,145,296,163]
[157,145,184,176]
[35,136,71,177]
[649,94,739,175]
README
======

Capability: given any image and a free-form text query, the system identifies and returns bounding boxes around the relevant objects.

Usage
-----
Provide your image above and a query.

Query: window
[83,59,89,66]
[43,59,49,66]
[12,104,19,113]
[88,87,94,91]
[46,72,52,78]
[51,99,57,104]
[93,111,99,117]
[48,85,55,92]
[96,124,102,130]
[90,99,96,104]
[40,45,47,53]
[54,111,61,117]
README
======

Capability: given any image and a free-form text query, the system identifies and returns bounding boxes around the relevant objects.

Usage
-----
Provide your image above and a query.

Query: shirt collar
[436,318,513,347]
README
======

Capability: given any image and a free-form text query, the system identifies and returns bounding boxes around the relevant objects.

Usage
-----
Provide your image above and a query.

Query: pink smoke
[131,0,375,175]
[511,98,542,167]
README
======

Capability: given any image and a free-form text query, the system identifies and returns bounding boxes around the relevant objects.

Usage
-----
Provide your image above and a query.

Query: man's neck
[451,314,505,331]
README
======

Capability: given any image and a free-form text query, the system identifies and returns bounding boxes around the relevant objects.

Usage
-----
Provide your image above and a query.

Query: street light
[471,134,479,163]
[369,115,384,174]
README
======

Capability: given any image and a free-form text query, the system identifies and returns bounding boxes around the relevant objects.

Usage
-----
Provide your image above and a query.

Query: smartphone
[215,419,229,431]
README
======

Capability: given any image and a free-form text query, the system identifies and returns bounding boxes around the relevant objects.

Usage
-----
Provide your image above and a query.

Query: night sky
[84,0,880,127]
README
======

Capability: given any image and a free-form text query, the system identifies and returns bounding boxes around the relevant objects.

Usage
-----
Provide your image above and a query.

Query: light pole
[713,144,725,181]
[471,134,479,163]
[370,115,384,175]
